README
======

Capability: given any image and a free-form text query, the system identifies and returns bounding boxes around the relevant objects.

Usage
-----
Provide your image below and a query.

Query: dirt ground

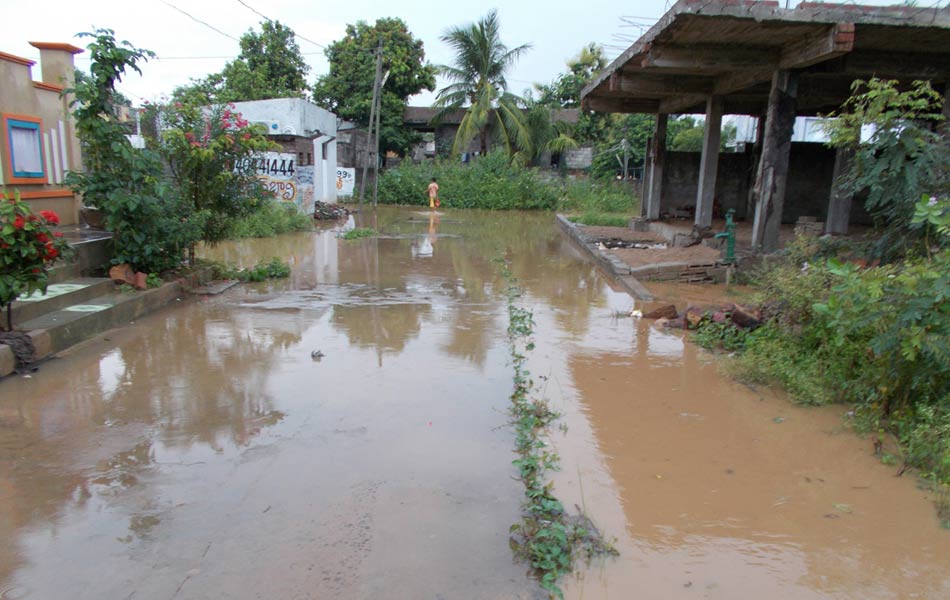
[576,225,667,243]
[608,244,721,268]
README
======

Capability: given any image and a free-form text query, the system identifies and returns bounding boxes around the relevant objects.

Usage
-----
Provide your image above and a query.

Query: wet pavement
[0,206,947,599]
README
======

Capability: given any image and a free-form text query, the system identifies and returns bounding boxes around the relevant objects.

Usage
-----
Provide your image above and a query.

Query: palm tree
[433,10,532,157]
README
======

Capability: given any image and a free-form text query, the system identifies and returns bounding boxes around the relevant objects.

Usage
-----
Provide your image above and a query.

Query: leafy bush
[693,318,749,352]
[376,150,558,210]
[145,273,163,288]
[225,200,313,239]
[0,192,72,322]
[66,29,199,273]
[240,257,292,282]
[155,101,275,250]
[826,79,949,259]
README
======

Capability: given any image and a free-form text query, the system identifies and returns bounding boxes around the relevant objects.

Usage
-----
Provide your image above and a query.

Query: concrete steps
[0,229,214,378]
[16,282,185,357]
[11,278,115,324]
[0,265,209,378]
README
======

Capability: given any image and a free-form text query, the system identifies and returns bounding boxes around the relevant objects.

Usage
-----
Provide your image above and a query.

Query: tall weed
[225,200,313,239]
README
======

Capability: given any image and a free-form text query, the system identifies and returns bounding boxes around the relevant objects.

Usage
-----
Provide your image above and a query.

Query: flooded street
[0,206,947,599]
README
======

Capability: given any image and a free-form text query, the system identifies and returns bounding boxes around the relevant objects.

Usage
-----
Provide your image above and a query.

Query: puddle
[0,206,946,599]
[523,303,950,599]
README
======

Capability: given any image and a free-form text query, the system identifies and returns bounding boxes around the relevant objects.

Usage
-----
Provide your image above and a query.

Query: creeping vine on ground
[499,260,617,598]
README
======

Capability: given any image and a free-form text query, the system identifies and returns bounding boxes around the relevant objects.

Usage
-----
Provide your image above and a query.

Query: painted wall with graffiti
[244,151,315,214]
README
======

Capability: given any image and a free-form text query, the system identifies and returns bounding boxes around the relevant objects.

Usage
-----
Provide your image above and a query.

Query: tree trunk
[480,128,488,155]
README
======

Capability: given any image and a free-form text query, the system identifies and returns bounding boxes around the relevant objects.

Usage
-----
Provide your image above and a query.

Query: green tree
[826,78,949,258]
[67,28,198,273]
[534,43,608,109]
[155,101,276,260]
[173,21,310,104]
[668,118,737,152]
[434,9,532,157]
[312,18,435,156]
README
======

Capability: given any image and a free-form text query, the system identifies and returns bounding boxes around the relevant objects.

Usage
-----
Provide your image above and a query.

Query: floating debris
[598,237,669,250]
[313,201,349,220]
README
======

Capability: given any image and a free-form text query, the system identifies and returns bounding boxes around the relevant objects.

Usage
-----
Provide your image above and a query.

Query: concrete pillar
[695,96,723,228]
[745,114,766,220]
[825,147,854,235]
[647,113,668,220]
[640,137,653,218]
[751,70,799,252]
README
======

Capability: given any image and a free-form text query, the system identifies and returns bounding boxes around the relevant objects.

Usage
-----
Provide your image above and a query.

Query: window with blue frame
[3,115,46,183]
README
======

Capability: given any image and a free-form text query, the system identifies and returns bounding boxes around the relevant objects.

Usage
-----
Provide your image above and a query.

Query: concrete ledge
[556,214,655,301]
[0,329,54,377]
[0,345,13,377]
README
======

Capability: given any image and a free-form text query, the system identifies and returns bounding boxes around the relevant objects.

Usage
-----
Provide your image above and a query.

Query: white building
[231,98,339,210]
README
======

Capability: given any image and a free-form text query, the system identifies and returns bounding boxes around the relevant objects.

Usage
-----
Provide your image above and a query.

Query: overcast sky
[0,0,920,107]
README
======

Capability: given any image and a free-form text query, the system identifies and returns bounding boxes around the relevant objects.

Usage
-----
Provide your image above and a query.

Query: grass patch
[557,179,638,214]
[195,257,291,282]
[570,212,630,227]
[342,227,376,240]
[225,200,313,239]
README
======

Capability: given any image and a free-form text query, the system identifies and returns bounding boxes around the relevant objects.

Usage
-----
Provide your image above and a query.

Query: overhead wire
[157,0,240,42]
[234,0,326,49]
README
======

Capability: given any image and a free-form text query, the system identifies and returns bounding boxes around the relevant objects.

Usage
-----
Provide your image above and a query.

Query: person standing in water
[427,178,440,209]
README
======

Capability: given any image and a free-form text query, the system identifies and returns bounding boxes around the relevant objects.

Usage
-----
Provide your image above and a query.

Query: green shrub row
[724,240,950,516]
[375,151,556,210]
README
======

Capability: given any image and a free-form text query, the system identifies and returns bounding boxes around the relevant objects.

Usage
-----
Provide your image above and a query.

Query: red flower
[44,243,58,260]
[36,233,49,244]
[39,210,59,225]
[13,215,25,229]
[242,132,251,141]
[53,232,63,238]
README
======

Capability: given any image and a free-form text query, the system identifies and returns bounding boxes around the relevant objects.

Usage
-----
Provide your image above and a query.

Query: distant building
[230,98,339,208]
[0,42,84,224]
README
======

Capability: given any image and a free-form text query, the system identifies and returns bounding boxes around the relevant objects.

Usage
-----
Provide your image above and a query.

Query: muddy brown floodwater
[0,206,947,600]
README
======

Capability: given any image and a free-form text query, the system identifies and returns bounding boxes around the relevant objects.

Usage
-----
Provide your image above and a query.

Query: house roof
[580,0,950,116]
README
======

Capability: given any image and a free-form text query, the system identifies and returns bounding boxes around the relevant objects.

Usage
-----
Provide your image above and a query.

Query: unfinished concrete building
[581,0,950,251]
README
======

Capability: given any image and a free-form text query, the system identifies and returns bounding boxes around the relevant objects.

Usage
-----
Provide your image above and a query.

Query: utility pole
[359,41,383,205]
[372,70,390,207]
[622,137,630,180]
